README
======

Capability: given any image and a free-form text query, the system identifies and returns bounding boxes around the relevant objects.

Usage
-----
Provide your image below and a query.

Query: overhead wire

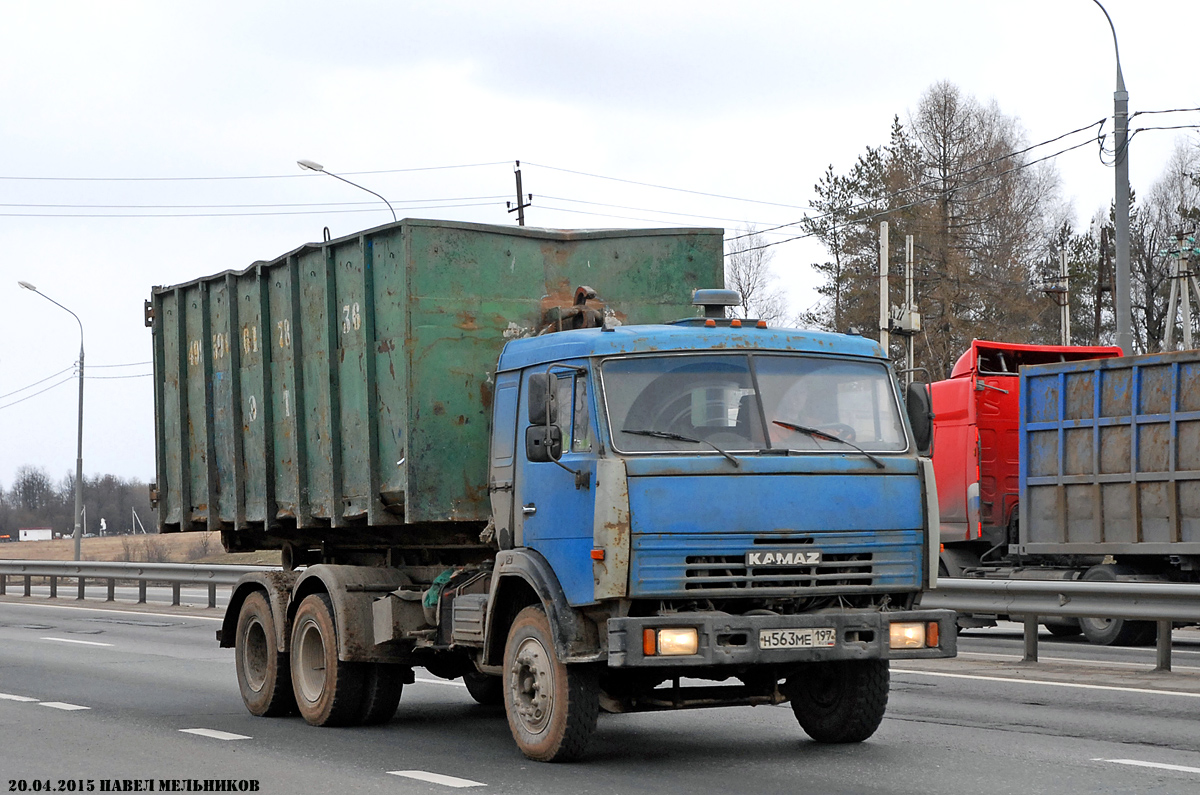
[0,161,511,182]
[0,365,75,400]
[0,377,76,411]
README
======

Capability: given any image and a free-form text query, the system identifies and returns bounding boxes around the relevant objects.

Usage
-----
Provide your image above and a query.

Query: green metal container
[149,219,723,541]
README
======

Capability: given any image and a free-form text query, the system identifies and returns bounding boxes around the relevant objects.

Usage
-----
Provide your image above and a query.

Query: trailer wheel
[503,605,599,762]
[359,663,404,725]
[788,659,889,744]
[234,591,296,717]
[290,593,366,726]
[465,671,503,706]
[1078,565,1157,646]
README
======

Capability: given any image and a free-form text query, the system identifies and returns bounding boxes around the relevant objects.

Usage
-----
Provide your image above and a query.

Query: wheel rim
[509,636,554,735]
[295,617,328,703]
[242,616,269,692]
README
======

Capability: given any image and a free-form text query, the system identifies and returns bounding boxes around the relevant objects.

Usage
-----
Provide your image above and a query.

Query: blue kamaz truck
[149,219,954,761]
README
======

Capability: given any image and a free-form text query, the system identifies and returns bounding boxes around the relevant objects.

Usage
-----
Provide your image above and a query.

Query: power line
[0,200,506,219]
[89,361,152,368]
[524,162,813,210]
[0,161,511,182]
[728,118,1107,243]
[0,376,75,411]
[0,196,510,211]
[729,135,1099,257]
[0,365,74,400]
[86,373,152,380]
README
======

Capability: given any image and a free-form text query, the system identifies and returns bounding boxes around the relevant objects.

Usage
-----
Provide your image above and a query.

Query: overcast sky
[1,0,1196,498]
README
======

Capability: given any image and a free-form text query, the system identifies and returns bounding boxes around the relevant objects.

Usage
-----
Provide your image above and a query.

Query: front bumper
[607,608,956,668]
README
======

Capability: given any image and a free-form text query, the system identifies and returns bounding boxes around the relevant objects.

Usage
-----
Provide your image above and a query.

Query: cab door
[514,364,598,606]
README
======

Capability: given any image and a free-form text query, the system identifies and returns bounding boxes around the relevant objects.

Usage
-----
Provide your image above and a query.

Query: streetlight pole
[18,281,85,561]
[1093,0,1132,354]
[297,159,397,223]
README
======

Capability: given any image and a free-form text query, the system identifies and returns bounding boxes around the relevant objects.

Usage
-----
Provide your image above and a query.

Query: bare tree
[725,226,787,322]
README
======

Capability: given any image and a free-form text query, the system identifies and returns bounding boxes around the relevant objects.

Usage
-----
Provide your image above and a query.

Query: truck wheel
[234,591,296,717]
[290,593,366,726]
[1042,618,1082,638]
[464,671,503,706]
[1078,565,1157,646]
[788,659,889,743]
[359,663,404,725]
[503,605,599,762]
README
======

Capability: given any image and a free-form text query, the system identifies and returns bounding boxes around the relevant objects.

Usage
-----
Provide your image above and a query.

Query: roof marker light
[730,318,742,328]
[757,320,768,329]
[705,319,716,327]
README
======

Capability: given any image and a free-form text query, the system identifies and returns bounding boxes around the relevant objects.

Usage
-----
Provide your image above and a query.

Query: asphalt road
[2,598,1199,795]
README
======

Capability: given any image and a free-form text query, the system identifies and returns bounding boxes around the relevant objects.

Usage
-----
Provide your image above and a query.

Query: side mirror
[906,382,934,456]
[528,373,559,426]
[525,425,563,462]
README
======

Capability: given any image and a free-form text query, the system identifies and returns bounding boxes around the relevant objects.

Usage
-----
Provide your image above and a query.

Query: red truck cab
[930,340,1121,573]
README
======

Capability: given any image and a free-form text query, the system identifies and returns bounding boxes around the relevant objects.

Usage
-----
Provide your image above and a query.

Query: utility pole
[1161,232,1200,350]
[1095,226,1111,345]
[507,160,532,226]
[1060,251,1071,346]
[879,221,889,355]
[1039,252,1071,346]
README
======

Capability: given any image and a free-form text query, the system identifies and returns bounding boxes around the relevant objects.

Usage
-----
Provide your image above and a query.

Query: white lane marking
[0,601,223,622]
[893,668,1200,698]
[387,771,485,788]
[414,677,468,689]
[1095,758,1200,774]
[0,692,39,702]
[40,637,114,647]
[40,702,90,711]
[957,651,1200,672]
[179,728,251,741]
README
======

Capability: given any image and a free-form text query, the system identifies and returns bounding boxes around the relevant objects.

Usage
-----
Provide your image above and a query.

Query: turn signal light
[889,622,926,649]
[926,621,940,648]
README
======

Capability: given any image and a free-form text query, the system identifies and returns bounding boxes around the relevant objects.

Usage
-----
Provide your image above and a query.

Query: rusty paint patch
[432,402,446,416]
[455,311,480,331]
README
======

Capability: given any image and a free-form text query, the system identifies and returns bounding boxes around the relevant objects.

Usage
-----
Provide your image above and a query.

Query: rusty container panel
[1019,350,1200,556]
[151,219,723,538]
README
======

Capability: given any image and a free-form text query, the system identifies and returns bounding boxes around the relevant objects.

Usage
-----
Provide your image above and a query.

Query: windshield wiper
[771,420,885,469]
[621,428,740,468]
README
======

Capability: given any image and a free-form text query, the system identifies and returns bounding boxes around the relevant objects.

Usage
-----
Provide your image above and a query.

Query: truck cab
[930,340,1121,575]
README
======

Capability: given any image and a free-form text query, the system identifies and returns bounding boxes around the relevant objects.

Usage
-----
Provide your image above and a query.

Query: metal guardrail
[3,563,1198,671]
[0,560,277,608]
[921,577,1200,671]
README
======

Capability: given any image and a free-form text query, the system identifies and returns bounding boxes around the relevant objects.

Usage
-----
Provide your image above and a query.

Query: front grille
[630,530,921,598]
[683,552,873,590]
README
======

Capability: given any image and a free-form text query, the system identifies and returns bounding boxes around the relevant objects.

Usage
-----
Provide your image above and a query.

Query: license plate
[759,627,836,649]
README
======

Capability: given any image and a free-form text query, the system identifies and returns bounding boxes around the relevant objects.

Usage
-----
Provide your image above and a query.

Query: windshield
[602,353,907,454]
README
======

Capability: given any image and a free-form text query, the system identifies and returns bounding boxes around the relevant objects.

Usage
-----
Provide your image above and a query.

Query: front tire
[464,671,503,706]
[234,591,295,717]
[503,605,599,762]
[290,593,366,726]
[788,660,889,743]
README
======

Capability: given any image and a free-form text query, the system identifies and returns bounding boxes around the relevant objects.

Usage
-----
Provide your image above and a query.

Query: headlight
[889,622,927,649]
[643,627,699,656]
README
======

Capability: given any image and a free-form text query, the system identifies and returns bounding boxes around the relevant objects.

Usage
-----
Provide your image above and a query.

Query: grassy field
[0,532,281,566]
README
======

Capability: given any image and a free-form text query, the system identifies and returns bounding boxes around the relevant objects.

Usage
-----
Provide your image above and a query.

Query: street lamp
[1092,0,1131,354]
[18,281,85,561]
[297,159,397,223]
